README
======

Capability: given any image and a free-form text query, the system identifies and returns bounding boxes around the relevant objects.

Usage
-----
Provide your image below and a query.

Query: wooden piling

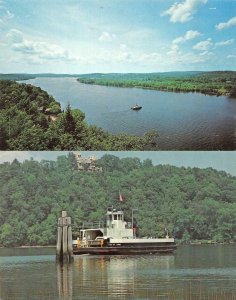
[67,224,73,259]
[56,211,74,263]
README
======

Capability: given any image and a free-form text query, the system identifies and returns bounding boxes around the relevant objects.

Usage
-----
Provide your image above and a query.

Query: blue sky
[0,151,236,176]
[0,0,236,73]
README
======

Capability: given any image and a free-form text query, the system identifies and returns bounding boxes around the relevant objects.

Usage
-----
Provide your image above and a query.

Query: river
[21,77,236,150]
[0,245,235,299]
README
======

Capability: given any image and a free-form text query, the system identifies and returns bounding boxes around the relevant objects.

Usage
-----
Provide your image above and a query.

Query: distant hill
[77,71,204,80]
[0,73,79,81]
[1,71,235,81]
[0,74,36,81]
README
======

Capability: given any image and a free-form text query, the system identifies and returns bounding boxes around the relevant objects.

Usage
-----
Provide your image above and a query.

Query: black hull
[131,107,142,110]
[73,243,177,255]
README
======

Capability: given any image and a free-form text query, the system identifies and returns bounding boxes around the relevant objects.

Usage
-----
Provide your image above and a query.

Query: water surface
[21,77,236,150]
[0,245,235,299]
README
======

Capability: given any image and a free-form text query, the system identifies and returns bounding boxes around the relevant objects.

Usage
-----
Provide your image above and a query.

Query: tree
[64,104,76,133]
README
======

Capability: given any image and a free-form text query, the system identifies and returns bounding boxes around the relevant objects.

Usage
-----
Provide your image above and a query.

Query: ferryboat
[131,104,142,110]
[73,207,177,255]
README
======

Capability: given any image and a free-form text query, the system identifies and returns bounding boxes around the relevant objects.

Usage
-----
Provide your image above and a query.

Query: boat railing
[81,221,106,229]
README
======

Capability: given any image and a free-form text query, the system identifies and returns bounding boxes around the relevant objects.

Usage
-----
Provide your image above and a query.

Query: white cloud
[199,50,213,56]
[6,29,23,43]
[215,39,234,47]
[193,38,213,51]
[7,29,76,63]
[99,39,212,68]
[85,44,163,67]
[167,44,181,56]
[0,0,14,23]
[161,0,207,23]
[120,44,128,51]
[227,54,236,59]
[173,30,201,44]
[122,28,155,42]
[0,4,14,23]
[87,45,132,65]
[139,52,162,63]
[170,30,202,61]
[215,16,236,30]
[166,49,212,66]
[99,32,116,42]
[164,39,213,65]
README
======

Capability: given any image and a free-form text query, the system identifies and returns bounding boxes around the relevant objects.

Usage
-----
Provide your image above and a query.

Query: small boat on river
[131,104,142,110]
[73,207,177,255]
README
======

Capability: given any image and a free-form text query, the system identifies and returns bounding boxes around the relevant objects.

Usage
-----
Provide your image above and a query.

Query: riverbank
[0,246,55,249]
[77,71,236,98]
[178,240,236,245]
[1,73,235,97]
[1,71,235,98]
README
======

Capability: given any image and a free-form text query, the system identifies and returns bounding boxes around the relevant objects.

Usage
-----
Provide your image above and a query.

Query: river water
[21,77,236,150]
[0,245,235,299]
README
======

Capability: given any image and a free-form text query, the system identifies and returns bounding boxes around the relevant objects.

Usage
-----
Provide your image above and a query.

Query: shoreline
[77,79,232,98]
[1,241,235,249]
[0,245,55,249]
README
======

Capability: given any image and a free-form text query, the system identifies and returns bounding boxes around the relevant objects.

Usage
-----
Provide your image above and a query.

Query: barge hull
[73,244,177,255]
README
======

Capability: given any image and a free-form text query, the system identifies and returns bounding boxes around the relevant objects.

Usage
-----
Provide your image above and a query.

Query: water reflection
[57,263,73,300]
[74,255,175,299]
[0,246,235,299]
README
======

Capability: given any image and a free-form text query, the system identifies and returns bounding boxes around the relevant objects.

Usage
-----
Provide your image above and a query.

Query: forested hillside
[0,154,235,247]
[0,80,157,150]
[78,71,236,97]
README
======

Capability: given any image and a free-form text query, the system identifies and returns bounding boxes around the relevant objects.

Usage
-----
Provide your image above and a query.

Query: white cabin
[104,208,134,239]
[78,208,134,244]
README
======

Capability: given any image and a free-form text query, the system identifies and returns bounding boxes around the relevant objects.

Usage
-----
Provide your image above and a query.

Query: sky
[0,151,236,176]
[0,0,236,73]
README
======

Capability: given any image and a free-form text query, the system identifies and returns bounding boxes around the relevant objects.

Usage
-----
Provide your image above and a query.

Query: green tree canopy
[0,154,235,246]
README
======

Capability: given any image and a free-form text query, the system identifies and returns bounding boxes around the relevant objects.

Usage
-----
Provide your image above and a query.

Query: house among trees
[73,152,102,172]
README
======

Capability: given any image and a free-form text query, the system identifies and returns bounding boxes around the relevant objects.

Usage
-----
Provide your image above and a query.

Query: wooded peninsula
[0,154,235,247]
[77,71,236,97]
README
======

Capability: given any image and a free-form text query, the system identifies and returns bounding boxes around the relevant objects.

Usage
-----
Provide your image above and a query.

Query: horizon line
[1,70,236,76]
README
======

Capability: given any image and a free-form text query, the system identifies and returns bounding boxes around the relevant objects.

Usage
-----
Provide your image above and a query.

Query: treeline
[0,74,36,81]
[0,73,79,81]
[0,154,235,246]
[78,71,236,97]
[0,80,158,150]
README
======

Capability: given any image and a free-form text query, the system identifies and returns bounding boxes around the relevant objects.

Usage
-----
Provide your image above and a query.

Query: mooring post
[56,211,74,263]
[67,223,73,261]
[56,218,63,259]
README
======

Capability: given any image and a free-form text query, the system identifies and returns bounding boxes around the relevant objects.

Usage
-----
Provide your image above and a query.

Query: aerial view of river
[0,245,235,299]
[21,77,236,150]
